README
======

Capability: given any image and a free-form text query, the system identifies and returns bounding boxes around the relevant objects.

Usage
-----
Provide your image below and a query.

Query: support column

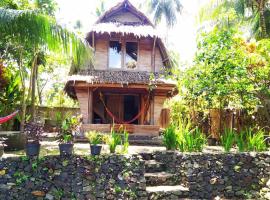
[150,95,155,125]
[88,88,93,124]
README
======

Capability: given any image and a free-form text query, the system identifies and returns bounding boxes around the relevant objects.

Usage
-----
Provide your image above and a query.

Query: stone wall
[0,155,146,200]
[155,151,270,199]
[0,152,269,199]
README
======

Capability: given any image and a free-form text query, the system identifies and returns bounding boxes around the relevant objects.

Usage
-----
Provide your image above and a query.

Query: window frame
[107,38,139,70]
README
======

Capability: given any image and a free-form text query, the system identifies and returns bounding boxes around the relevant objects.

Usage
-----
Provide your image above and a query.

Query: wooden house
[65,0,177,136]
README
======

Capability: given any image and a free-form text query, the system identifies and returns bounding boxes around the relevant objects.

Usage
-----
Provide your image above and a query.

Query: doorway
[105,94,139,124]
[124,95,139,124]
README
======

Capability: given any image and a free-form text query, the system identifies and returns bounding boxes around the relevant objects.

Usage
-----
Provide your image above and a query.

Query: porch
[82,124,161,136]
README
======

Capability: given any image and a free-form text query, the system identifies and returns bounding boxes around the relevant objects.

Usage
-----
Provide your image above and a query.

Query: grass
[220,129,235,152]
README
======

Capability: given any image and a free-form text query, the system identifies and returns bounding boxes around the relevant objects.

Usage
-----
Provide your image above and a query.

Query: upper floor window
[109,41,122,69]
[108,40,138,69]
[125,42,138,69]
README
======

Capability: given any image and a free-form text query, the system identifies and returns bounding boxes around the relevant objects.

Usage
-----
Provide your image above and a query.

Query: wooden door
[106,95,124,123]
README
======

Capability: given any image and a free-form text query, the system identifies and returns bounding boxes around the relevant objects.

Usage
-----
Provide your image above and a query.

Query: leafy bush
[246,128,267,152]
[24,122,44,143]
[220,129,235,152]
[58,115,81,143]
[163,125,179,150]
[85,131,103,145]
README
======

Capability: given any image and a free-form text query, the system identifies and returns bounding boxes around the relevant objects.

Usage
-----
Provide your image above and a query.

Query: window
[109,41,122,68]
[125,42,138,69]
[108,40,138,69]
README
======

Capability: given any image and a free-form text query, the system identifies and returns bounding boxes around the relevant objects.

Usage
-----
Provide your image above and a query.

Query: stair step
[147,185,189,199]
[145,160,166,173]
[129,139,162,146]
[145,172,176,186]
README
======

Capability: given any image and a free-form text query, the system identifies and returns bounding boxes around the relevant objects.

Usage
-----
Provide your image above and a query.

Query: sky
[55,0,210,64]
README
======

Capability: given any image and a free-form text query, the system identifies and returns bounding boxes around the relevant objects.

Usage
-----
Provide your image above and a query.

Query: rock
[0,169,6,176]
[45,193,54,200]
[210,177,218,185]
[31,191,45,197]
[267,179,270,187]
[83,186,92,192]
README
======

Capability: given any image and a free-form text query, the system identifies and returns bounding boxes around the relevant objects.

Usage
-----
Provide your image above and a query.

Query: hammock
[0,111,19,124]
[99,93,151,124]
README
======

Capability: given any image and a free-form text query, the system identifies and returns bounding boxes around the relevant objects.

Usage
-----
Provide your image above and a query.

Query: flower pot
[208,138,217,146]
[59,143,73,156]
[26,143,40,157]
[0,145,4,158]
[90,145,102,156]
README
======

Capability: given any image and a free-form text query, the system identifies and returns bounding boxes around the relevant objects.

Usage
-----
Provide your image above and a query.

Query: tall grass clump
[246,128,267,152]
[121,128,129,154]
[235,130,246,152]
[163,116,206,152]
[105,128,122,153]
[220,128,235,152]
[163,124,179,150]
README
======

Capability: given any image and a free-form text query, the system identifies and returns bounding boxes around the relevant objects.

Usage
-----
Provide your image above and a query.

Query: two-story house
[65,0,177,136]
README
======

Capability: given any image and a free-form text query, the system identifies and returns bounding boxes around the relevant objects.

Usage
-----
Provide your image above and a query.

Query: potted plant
[24,122,44,157]
[85,131,103,155]
[57,115,81,156]
[0,137,6,158]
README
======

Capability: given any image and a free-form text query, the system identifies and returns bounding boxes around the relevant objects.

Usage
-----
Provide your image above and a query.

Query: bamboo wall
[94,38,164,72]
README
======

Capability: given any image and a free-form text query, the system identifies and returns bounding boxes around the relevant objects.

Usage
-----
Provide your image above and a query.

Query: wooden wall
[106,12,142,23]
[95,40,108,70]
[75,88,89,123]
[94,37,164,72]
[153,96,167,126]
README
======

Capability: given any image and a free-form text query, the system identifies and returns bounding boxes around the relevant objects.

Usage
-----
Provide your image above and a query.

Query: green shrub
[220,129,235,152]
[246,128,267,152]
[85,131,103,145]
[163,125,179,150]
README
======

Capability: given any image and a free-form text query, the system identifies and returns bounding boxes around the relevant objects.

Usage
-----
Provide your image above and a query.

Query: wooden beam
[150,93,155,125]
[74,82,176,91]
[92,32,95,49]
[88,88,93,124]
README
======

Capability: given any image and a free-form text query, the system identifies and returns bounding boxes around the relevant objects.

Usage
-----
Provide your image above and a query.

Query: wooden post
[151,37,157,72]
[92,32,95,50]
[150,94,155,125]
[88,88,93,124]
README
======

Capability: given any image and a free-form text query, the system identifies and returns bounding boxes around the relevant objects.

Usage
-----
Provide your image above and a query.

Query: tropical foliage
[0,0,92,131]
[199,0,270,39]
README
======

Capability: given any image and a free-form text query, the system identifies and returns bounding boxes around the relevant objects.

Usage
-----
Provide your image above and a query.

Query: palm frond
[0,8,92,71]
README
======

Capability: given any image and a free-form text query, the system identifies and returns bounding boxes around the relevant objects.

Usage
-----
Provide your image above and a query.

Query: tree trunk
[30,54,38,122]
[18,51,26,132]
[259,0,268,38]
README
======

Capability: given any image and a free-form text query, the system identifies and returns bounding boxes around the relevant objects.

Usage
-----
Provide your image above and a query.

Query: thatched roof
[84,0,171,69]
[96,0,154,26]
[89,23,160,39]
[64,70,176,99]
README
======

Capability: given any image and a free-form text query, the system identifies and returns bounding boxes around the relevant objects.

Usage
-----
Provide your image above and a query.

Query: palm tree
[0,8,92,129]
[96,0,106,17]
[148,0,182,28]
[199,0,270,39]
